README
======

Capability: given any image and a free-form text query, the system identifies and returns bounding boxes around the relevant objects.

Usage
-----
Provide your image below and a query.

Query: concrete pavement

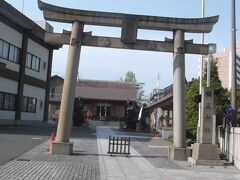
[96,126,240,180]
[0,126,239,180]
[0,127,100,180]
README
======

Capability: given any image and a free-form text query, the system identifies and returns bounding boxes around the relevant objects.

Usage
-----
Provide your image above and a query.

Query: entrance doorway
[96,103,111,120]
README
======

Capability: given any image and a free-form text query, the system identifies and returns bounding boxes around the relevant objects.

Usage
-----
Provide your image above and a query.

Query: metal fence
[108,136,131,156]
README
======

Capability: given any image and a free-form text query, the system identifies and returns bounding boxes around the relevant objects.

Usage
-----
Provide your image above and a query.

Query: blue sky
[6,0,239,96]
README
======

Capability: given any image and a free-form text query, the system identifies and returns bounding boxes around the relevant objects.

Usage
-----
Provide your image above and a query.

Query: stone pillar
[188,88,223,166]
[163,110,168,127]
[167,110,170,127]
[200,87,214,144]
[173,29,186,147]
[156,108,161,130]
[170,29,188,160]
[52,22,83,155]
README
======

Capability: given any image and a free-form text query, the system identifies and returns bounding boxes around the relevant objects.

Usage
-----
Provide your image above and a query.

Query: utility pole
[231,0,237,127]
[197,0,205,143]
[22,0,25,14]
[199,0,205,89]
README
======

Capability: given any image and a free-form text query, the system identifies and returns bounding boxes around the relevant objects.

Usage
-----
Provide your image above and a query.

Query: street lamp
[208,43,217,54]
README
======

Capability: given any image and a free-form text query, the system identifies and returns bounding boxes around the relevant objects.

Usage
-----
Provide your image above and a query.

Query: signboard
[200,87,214,144]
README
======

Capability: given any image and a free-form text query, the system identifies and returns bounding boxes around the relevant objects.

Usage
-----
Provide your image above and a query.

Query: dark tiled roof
[76,79,137,101]
[50,76,137,101]
[51,75,64,80]
[146,92,173,109]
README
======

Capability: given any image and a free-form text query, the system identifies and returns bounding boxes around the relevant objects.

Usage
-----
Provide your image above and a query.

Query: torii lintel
[38,0,219,33]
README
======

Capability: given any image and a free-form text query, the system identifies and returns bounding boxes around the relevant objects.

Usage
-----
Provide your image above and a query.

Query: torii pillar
[169,30,188,160]
[51,22,83,155]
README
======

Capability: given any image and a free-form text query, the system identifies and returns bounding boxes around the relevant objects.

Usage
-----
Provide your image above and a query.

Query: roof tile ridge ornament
[38,0,219,33]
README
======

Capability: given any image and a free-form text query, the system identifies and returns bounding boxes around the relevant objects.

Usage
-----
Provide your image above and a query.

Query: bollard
[47,132,55,151]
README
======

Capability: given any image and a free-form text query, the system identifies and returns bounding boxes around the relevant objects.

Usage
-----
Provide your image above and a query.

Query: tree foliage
[121,71,145,103]
[186,79,199,139]
[123,71,136,83]
[203,57,230,126]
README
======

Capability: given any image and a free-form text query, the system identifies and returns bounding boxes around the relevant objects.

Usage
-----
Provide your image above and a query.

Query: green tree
[203,57,230,126]
[123,71,137,83]
[136,83,145,103]
[186,79,199,139]
[121,71,145,103]
[185,57,230,139]
[237,96,240,124]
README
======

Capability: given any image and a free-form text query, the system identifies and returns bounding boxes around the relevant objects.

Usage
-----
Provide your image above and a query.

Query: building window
[0,91,16,111]
[0,40,3,57]
[0,92,4,110]
[25,53,40,72]
[0,39,20,63]
[22,96,37,113]
[22,97,28,112]
[96,105,111,119]
[2,41,9,59]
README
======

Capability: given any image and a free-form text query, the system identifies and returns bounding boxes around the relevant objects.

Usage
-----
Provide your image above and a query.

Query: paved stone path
[0,128,100,180]
[0,126,239,180]
[113,129,181,169]
[97,126,240,180]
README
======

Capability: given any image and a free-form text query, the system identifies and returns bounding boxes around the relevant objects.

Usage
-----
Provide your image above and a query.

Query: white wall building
[0,1,57,122]
[214,43,240,90]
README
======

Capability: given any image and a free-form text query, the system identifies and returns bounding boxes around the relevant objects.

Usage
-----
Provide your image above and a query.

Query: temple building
[145,84,173,138]
[49,75,137,122]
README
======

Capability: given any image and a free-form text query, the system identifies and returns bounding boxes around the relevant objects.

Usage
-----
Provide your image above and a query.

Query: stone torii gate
[38,0,218,160]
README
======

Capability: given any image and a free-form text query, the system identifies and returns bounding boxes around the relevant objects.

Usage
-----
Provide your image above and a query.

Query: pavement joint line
[64,163,74,180]
[17,162,32,180]
[48,162,60,180]
[35,161,50,180]
[69,163,78,180]
[0,161,22,179]
[97,128,107,180]
[60,162,69,180]
[42,163,55,180]
[23,161,40,180]
[20,162,34,180]
[147,145,170,148]
[0,161,14,177]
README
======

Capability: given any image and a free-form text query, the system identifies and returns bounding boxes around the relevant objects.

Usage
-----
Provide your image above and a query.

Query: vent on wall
[43,61,47,70]
[40,100,43,109]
